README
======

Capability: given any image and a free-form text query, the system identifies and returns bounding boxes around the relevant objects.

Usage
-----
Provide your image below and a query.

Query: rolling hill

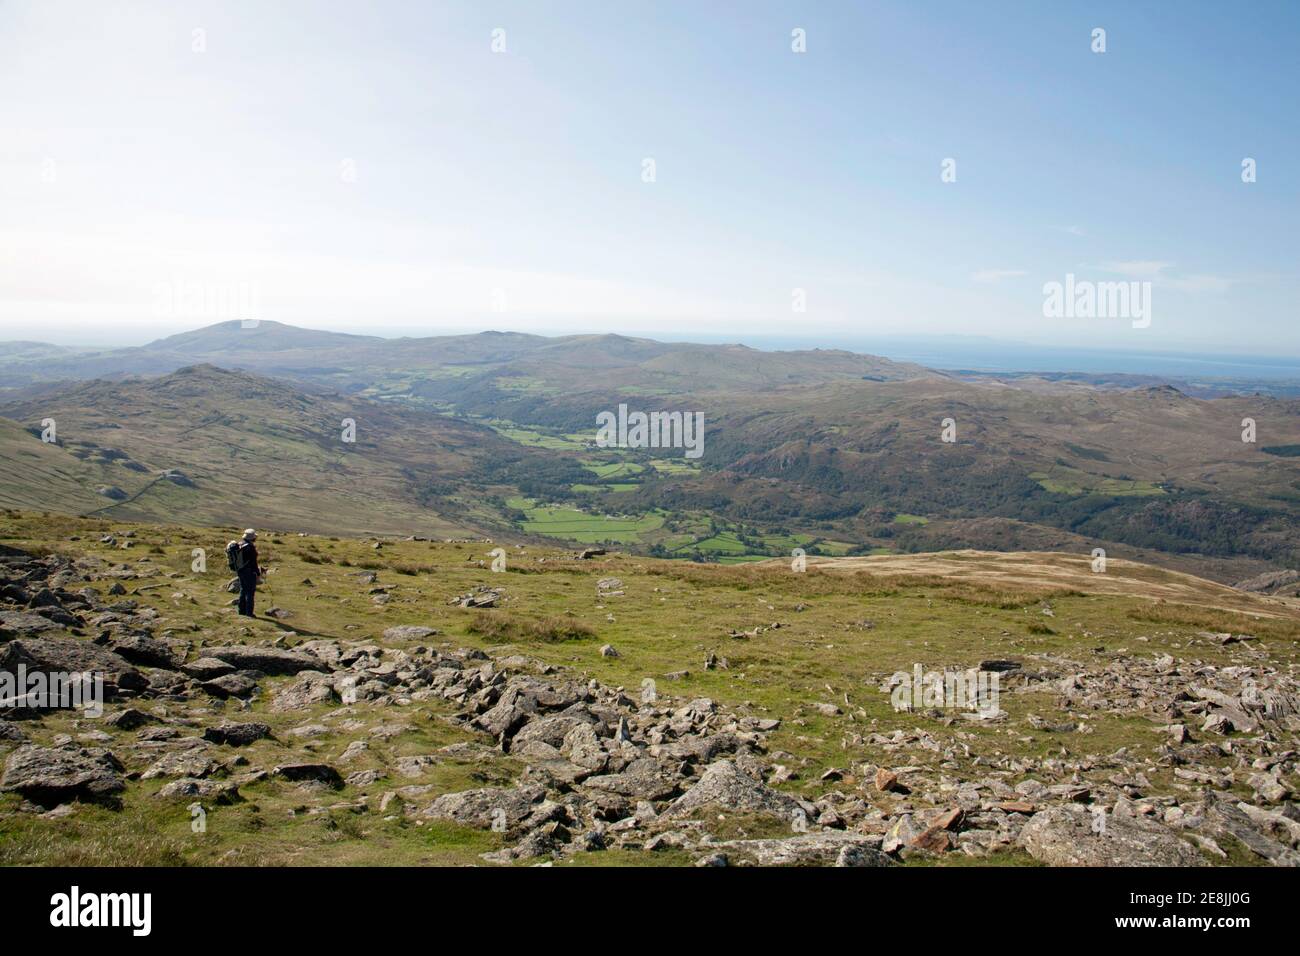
[1,321,1296,583]
[0,320,933,393]
[0,364,531,538]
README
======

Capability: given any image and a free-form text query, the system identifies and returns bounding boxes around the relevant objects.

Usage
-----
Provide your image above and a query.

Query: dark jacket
[238,541,260,579]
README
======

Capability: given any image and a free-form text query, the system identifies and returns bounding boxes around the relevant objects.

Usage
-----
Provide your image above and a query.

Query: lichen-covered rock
[205,646,330,676]
[423,785,549,833]
[1019,805,1205,867]
[202,721,272,747]
[711,832,893,867]
[665,760,802,819]
[1,745,126,807]
[0,638,146,696]
[270,672,337,711]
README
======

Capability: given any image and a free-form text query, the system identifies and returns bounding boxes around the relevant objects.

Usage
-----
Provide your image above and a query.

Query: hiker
[226,529,263,617]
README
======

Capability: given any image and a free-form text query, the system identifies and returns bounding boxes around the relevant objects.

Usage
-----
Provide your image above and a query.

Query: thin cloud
[1099,261,1233,292]
[1103,260,1173,278]
[970,269,1027,283]
[1165,274,1234,293]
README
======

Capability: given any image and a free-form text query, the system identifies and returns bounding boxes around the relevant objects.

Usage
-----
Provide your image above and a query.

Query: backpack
[226,540,248,573]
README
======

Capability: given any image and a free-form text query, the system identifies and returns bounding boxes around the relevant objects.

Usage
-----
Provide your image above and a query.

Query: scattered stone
[205,646,329,676]
[1201,713,1233,735]
[715,832,891,867]
[883,814,921,854]
[997,800,1036,815]
[423,785,548,834]
[201,672,260,700]
[0,638,146,696]
[0,722,31,743]
[103,634,181,669]
[155,778,241,803]
[202,721,272,747]
[105,708,155,731]
[906,827,952,855]
[665,760,801,819]
[875,768,904,793]
[272,763,344,789]
[0,610,62,638]
[383,625,440,642]
[450,587,503,609]
[1246,772,1290,805]
[270,673,338,712]
[142,748,220,780]
[1204,794,1300,866]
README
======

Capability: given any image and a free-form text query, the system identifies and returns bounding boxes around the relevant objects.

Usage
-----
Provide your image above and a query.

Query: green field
[682,532,747,554]
[645,459,699,475]
[506,497,664,543]
[1029,468,1165,497]
[581,461,644,478]
[488,422,589,451]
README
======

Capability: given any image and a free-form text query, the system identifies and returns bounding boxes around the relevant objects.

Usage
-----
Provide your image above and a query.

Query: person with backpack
[226,529,263,617]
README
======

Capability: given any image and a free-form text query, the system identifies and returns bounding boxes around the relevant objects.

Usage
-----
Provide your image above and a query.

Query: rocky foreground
[2,538,1300,867]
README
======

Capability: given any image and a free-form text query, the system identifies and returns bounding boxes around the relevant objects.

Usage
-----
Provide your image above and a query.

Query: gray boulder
[205,646,329,676]
[423,785,549,833]
[155,777,242,803]
[0,637,147,695]
[0,722,30,743]
[0,610,62,639]
[711,832,892,866]
[270,672,337,711]
[200,672,260,699]
[181,657,236,680]
[272,762,344,789]
[382,625,440,642]
[103,634,182,669]
[203,721,272,747]
[582,769,679,802]
[665,760,802,819]
[1019,805,1205,866]
[141,746,220,780]
[1,745,126,807]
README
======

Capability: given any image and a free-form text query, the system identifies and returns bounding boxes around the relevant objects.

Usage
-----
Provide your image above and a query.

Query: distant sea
[682,334,1300,382]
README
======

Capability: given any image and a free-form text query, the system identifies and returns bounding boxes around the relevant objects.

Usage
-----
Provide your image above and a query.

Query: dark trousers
[237,572,257,616]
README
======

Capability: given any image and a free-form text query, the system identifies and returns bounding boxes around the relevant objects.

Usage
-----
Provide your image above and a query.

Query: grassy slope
[0,366,532,538]
[2,509,1296,866]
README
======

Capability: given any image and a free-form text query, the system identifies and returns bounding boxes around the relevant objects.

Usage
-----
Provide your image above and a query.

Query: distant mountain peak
[1139,383,1187,399]
[144,320,383,354]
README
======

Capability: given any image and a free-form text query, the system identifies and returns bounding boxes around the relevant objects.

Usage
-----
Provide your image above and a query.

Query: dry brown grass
[1126,603,1300,641]
[464,610,596,643]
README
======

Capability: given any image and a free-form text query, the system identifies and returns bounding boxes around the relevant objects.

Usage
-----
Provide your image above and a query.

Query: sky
[1,0,1296,354]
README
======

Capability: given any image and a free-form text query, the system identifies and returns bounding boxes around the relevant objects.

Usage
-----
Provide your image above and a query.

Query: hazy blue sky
[1,0,1296,353]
